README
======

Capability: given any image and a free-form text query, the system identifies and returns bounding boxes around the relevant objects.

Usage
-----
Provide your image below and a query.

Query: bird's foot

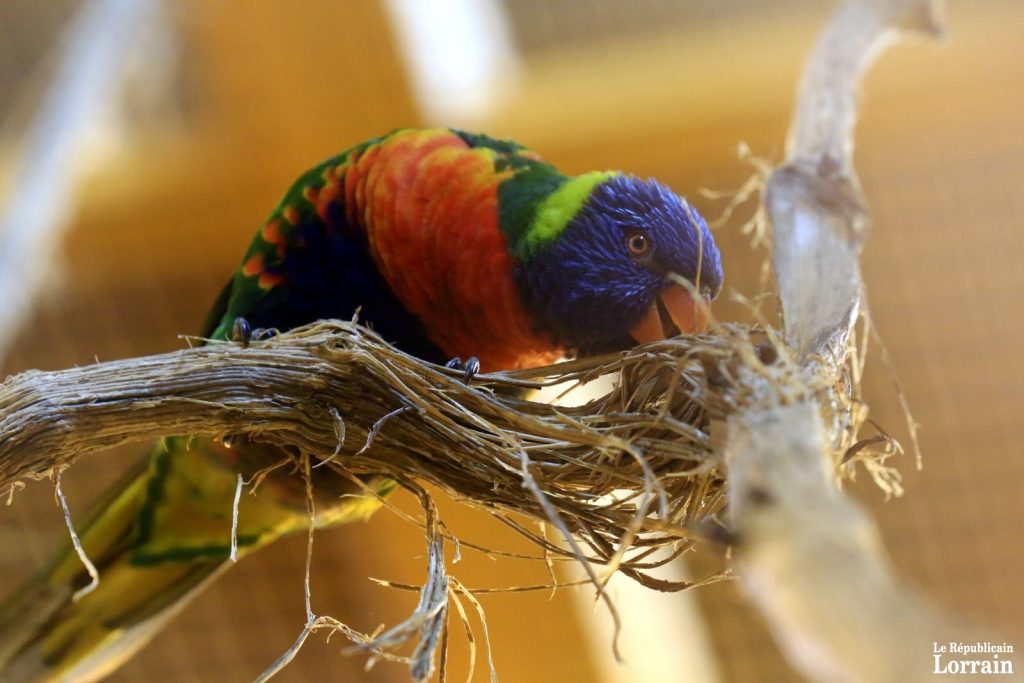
[231,317,252,346]
[252,327,279,342]
[231,317,279,347]
[444,356,481,383]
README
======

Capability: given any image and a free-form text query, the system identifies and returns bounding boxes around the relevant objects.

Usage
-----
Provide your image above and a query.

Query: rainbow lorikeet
[0,127,723,681]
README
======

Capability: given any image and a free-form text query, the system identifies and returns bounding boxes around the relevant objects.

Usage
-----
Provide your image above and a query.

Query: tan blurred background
[0,1,1022,681]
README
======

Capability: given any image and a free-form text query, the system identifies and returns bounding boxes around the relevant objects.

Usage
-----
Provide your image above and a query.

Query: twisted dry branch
[2,318,803,678]
[1,320,795,574]
[722,1,1009,682]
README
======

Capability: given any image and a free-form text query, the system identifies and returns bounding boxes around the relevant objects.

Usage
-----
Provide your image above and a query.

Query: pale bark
[723,2,1003,681]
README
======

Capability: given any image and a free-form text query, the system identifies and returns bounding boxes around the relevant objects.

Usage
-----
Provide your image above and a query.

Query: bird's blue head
[514,174,724,355]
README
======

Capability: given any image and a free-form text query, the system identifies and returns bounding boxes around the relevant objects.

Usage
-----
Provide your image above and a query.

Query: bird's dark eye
[626,231,650,257]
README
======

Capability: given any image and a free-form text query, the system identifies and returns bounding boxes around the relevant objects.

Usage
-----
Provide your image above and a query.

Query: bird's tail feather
[0,434,386,682]
[0,451,228,683]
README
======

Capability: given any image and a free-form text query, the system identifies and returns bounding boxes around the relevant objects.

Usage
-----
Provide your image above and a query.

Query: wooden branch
[724,2,1005,681]
[0,320,730,571]
[725,401,981,682]
[0,328,351,487]
[769,0,942,367]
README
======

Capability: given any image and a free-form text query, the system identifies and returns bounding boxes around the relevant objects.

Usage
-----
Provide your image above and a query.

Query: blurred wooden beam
[181,0,418,160]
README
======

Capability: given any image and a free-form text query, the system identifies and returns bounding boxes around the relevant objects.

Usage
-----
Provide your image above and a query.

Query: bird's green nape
[493,158,620,260]
[523,171,619,257]
[447,128,621,260]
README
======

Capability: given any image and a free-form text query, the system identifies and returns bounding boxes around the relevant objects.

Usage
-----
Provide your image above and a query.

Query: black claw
[251,327,279,342]
[444,356,480,383]
[232,318,279,347]
[462,357,480,383]
[231,317,253,347]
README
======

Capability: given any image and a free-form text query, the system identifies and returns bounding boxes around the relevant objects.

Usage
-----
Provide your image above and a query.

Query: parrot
[0,127,723,682]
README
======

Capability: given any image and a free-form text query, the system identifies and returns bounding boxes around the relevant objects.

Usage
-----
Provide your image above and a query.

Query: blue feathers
[514,175,723,354]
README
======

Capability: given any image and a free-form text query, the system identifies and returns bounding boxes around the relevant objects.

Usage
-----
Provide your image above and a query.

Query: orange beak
[629,284,711,344]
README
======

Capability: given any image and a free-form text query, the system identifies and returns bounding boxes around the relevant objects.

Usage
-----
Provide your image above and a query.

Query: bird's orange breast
[340,129,563,371]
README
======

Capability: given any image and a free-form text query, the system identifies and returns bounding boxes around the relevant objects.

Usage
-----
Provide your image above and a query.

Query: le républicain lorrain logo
[933,642,1016,675]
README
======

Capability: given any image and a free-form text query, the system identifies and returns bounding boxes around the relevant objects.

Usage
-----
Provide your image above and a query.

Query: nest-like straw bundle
[0,318,796,572]
[0,315,877,678]
[312,322,730,577]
